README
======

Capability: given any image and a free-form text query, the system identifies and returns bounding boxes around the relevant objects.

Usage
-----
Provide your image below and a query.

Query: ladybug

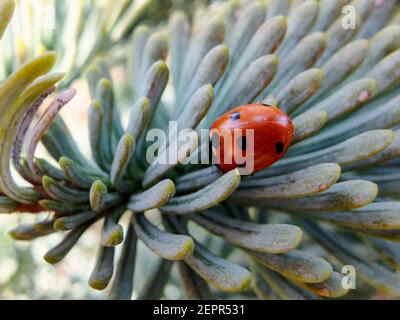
[210,99,294,175]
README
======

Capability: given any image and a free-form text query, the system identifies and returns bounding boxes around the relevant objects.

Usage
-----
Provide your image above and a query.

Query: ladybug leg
[259,96,278,107]
[208,136,221,171]
[208,137,213,165]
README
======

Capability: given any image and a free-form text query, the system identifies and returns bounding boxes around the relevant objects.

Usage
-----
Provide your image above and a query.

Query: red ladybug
[210,100,294,174]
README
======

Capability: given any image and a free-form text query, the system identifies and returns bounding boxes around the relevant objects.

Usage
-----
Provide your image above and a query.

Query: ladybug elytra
[210,101,294,175]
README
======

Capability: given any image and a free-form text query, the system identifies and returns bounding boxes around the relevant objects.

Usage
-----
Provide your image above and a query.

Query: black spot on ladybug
[209,138,214,164]
[231,112,241,120]
[237,136,247,151]
[275,141,285,154]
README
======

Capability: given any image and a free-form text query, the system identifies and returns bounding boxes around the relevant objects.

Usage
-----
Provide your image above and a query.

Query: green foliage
[1,0,400,300]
